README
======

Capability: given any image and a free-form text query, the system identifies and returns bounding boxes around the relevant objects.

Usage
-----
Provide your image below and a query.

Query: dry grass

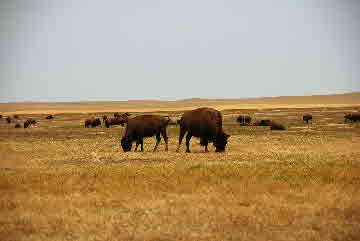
[1,103,360,241]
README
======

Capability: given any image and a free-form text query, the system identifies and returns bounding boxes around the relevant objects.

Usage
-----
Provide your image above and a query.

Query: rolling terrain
[1,93,360,241]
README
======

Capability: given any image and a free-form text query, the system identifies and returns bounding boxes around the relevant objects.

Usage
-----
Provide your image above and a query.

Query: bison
[13,115,19,119]
[344,113,360,123]
[253,119,286,130]
[6,116,11,124]
[176,107,230,153]
[120,114,170,152]
[24,119,36,128]
[84,118,101,128]
[14,123,22,128]
[105,117,127,128]
[0,114,2,118]
[236,115,252,125]
[45,115,54,119]
[253,119,272,126]
[303,114,312,124]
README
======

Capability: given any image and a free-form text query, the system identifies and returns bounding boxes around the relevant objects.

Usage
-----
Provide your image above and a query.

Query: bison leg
[176,128,186,152]
[161,128,169,151]
[203,139,209,152]
[185,133,192,153]
[138,138,144,152]
[134,139,140,152]
[153,133,161,152]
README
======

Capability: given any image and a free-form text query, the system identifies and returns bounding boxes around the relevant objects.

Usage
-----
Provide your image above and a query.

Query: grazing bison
[91,118,101,127]
[344,113,360,123]
[24,119,36,128]
[120,114,170,152]
[253,119,286,130]
[0,114,2,118]
[13,115,19,119]
[84,118,101,128]
[253,119,272,126]
[176,107,230,153]
[14,123,22,128]
[303,114,312,124]
[104,117,127,128]
[236,115,252,125]
[45,115,54,119]
[6,117,11,124]
[269,121,287,130]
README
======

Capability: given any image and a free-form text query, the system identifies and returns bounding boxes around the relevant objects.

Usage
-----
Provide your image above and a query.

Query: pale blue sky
[1,0,359,102]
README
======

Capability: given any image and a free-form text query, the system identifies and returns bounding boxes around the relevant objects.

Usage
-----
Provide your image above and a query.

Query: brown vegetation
[1,98,360,241]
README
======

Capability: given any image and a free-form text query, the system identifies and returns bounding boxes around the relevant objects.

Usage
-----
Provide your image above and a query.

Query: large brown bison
[0,114,2,118]
[13,115,19,119]
[344,113,360,123]
[176,107,230,153]
[303,114,312,124]
[236,115,252,125]
[45,114,54,119]
[24,119,36,128]
[120,114,170,152]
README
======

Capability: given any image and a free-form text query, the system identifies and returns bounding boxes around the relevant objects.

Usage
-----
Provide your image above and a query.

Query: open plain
[1,93,360,241]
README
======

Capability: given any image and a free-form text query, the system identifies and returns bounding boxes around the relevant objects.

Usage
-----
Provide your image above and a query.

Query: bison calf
[176,107,230,153]
[120,114,170,152]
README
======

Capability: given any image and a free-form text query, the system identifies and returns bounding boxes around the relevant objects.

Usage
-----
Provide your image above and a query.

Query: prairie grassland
[1,106,360,241]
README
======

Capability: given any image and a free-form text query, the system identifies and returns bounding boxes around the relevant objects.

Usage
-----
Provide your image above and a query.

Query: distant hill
[1,92,359,114]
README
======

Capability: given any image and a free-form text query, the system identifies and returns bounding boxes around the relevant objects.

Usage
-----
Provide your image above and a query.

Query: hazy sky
[1,0,359,102]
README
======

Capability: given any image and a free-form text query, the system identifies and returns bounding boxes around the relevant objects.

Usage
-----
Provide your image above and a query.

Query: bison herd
[1,109,360,153]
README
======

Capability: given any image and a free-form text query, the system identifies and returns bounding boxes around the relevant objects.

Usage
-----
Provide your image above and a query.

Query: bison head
[121,136,133,152]
[213,132,230,152]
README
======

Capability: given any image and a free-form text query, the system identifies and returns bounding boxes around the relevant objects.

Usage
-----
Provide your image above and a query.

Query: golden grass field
[1,92,360,241]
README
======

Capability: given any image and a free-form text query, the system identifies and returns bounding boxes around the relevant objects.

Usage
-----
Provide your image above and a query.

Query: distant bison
[13,115,19,119]
[269,121,287,130]
[0,114,2,118]
[303,114,313,124]
[120,114,170,152]
[105,117,126,128]
[236,115,252,125]
[6,117,11,124]
[344,113,360,123]
[45,115,54,119]
[84,118,101,128]
[253,119,286,130]
[14,123,22,128]
[176,107,230,153]
[24,119,36,128]
[253,119,272,126]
